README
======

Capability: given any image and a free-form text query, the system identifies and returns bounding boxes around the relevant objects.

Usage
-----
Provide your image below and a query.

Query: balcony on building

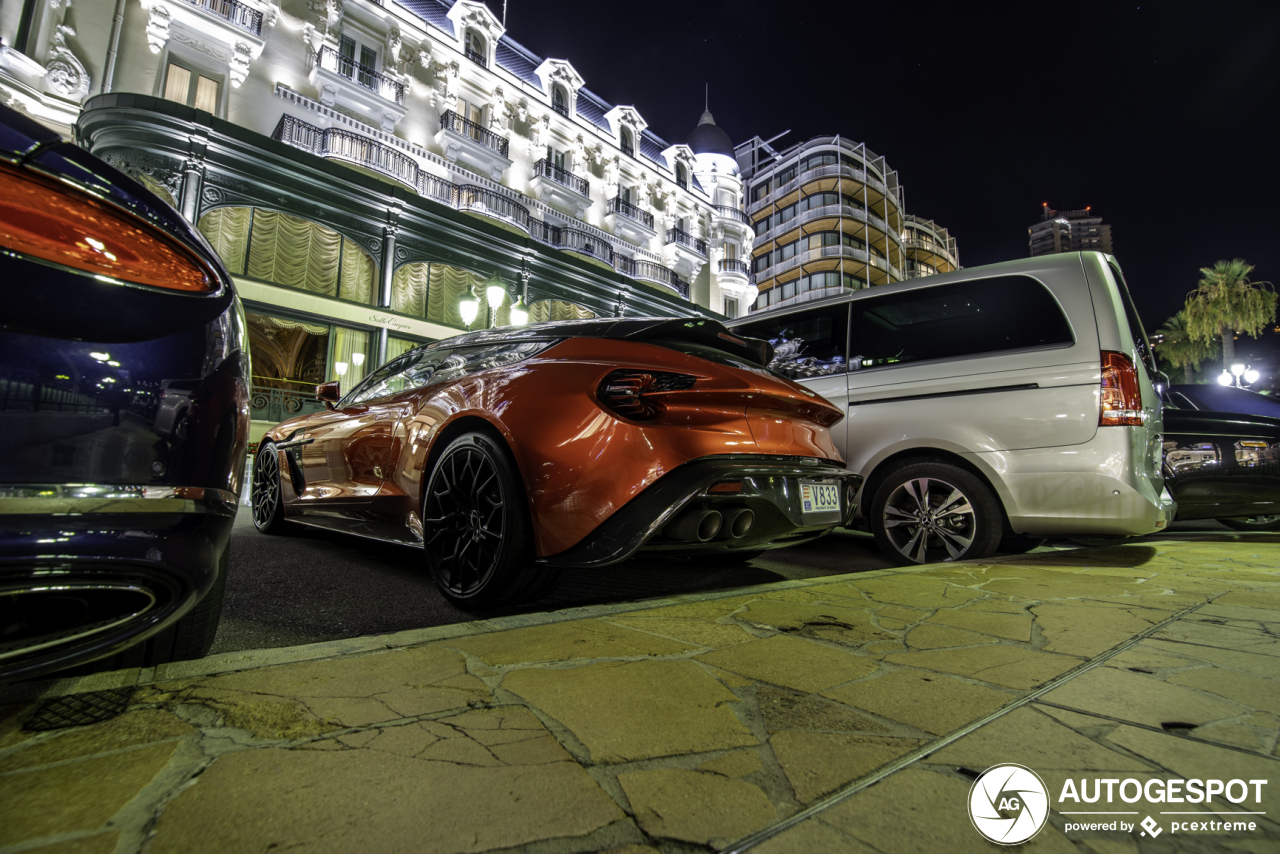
[465,46,487,68]
[529,157,591,218]
[185,0,264,35]
[434,109,512,182]
[146,0,268,88]
[718,258,751,281]
[664,227,708,279]
[616,256,689,299]
[272,115,417,191]
[309,45,406,131]
[713,204,754,241]
[605,196,655,245]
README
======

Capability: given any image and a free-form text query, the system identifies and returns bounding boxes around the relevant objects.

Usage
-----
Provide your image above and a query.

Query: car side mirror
[316,381,341,411]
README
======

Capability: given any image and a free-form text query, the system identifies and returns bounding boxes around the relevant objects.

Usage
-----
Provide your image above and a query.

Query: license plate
[800,482,840,514]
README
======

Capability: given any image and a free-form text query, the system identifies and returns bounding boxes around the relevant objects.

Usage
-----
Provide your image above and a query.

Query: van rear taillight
[1100,351,1146,426]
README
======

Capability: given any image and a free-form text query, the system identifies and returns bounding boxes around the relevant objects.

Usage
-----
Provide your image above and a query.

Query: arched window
[465,30,486,66]
[197,207,375,303]
[552,85,569,117]
[530,299,595,323]
[391,262,510,329]
[621,128,634,156]
[676,163,688,189]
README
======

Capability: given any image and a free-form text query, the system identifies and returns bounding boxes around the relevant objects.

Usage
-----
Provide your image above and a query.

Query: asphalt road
[211,509,1235,656]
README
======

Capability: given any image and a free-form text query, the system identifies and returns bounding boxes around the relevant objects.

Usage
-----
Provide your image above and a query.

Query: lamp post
[509,296,528,326]
[485,276,506,328]
[1218,363,1261,388]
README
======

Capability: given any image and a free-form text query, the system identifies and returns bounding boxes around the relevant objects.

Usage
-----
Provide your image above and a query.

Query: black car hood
[0,103,60,163]
[427,317,774,367]
[1164,407,1280,441]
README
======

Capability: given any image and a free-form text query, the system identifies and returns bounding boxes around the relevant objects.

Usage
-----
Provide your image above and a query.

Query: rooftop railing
[532,158,589,197]
[315,46,405,105]
[182,0,263,35]
[607,197,654,228]
[665,228,708,256]
[439,110,510,158]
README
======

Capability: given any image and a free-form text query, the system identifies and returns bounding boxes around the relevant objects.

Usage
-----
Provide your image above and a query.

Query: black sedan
[0,104,249,680]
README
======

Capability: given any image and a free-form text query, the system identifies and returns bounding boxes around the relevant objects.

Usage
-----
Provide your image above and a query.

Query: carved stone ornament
[230,40,252,87]
[44,24,89,100]
[201,185,224,205]
[146,4,172,54]
[384,25,403,76]
[170,28,232,63]
[306,0,342,45]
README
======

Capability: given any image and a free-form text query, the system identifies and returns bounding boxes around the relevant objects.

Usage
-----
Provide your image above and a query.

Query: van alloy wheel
[870,461,1003,566]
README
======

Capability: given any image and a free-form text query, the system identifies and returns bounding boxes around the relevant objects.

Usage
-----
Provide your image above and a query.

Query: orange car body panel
[265,337,844,557]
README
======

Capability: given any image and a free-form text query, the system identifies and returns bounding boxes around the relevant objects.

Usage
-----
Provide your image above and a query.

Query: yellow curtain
[138,174,177,211]
[386,337,420,361]
[339,237,375,304]
[530,299,596,323]
[329,327,371,396]
[427,263,487,329]
[197,207,251,275]
[392,262,430,318]
[247,209,341,296]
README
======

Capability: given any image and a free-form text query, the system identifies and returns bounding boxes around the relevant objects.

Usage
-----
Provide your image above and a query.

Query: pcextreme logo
[968,764,1050,845]
[966,765,1270,844]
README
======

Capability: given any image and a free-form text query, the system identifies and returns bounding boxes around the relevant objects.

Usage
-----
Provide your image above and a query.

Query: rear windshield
[646,338,768,372]
[1108,262,1158,375]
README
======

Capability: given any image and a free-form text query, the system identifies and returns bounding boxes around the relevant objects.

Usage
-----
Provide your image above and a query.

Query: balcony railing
[676,177,688,190]
[530,222,614,265]
[440,110,510,158]
[552,101,569,118]
[713,205,750,226]
[250,385,327,423]
[621,141,634,157]
[315,46,405,105]
[532,158,589,197]
[617,257,688,297]
[719,259,750,276]
[457,185,531,231]
[182,0,263,35]
[465,47,487,68]
[272,115,416,189]
[665,228,708,256]
[607,197,654,228]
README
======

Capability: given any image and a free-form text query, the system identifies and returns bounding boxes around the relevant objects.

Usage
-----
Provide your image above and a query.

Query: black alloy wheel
[871,461,1003,566]
[251,443,287,534]
[1218,514,1280,532]
[422,432,555,608]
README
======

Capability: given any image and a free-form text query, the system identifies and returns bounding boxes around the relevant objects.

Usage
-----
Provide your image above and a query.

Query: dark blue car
[0,103,249,681]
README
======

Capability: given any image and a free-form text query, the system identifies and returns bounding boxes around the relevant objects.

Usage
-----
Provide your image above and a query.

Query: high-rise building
[735,134,958,313]
[1029,204,1112,256]
[1,0,753,441]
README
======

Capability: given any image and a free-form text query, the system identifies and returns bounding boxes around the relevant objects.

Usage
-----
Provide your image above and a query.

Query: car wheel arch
[861,447,1013,531]
[416,413,534,521]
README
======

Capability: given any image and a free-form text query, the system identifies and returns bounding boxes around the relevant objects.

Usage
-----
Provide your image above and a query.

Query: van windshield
[1109,262,1157,375]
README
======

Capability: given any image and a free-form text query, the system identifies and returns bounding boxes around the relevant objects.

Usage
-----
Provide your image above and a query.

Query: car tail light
[1100,351,1146,426]
[598,369,696,420]
[0,162,215,293]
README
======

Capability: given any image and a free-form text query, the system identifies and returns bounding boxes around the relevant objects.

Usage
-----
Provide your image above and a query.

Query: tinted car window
[850,275,1073,369]
[345,353,422,404]
[1109,262,1157,375]
[734,304,850,379]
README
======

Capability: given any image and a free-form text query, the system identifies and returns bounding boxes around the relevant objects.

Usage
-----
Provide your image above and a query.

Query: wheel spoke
[935,527,973,559]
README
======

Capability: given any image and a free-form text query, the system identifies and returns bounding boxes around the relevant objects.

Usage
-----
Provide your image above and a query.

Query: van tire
[870,461,1003,565]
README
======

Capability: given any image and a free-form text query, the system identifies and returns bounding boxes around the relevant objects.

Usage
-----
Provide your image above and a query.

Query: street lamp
[509,296,528,326]
[485,275,506,327]
[459,284,479,329]
[1218,363,1261,388]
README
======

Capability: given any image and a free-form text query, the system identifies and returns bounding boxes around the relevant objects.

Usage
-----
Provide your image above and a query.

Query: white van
[729,252,1174,564]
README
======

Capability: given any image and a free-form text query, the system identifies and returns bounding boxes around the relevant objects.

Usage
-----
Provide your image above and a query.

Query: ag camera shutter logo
[968,764,1050,845]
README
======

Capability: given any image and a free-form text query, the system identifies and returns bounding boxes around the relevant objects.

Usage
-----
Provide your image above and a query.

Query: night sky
[492,0,1279,335]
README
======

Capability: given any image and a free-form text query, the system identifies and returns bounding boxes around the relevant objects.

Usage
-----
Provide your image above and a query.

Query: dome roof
[686,109,734,157]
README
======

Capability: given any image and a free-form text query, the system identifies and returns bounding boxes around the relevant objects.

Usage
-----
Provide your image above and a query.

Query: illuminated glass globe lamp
[459,284,479,329]
[509,296,529,327]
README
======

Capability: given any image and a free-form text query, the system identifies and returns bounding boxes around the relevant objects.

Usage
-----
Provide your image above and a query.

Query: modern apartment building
[1,0,755,439]
[736,135,958,312]
[1029,204,1112,256]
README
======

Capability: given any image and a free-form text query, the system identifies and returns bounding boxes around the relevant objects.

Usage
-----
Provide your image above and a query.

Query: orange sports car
[252,318,860,606]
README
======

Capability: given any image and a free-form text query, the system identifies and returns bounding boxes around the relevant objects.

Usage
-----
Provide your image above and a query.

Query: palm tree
[1184,259,1277,371]
[1155,310,1217,383]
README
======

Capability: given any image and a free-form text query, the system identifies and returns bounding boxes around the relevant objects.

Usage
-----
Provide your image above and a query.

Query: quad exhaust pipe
[665,507,755,542]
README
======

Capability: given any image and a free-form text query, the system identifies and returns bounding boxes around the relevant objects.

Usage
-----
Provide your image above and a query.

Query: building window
[621,128,634,157]
[162,59,220,113]
[723,297,739,319]
[455,97,484,127]
[530,299,596,323]
[465,30,487,67]
[676,163,688,190]
[552,85,569,117]
[339,35,378,89]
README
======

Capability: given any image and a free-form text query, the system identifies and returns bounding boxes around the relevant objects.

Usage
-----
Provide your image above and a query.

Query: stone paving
[1,535,1278,853]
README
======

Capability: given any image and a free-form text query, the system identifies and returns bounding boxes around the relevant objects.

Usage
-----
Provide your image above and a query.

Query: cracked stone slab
[697,749,762,777]
[617,768,775,845]
[447,619,697,666]
[696,634,880,693]
[823,670,1013,735]
[884,645,1081,689]
[1037,664,1247,728]
[1033,602,1166,658]
[736,600,894,645]
[769,730,923,803]
[0,742,178,846]
[604,616,756,648]
[1143,638,1280,679]
[0,709,193,772]
[846,579,986,610]
[1152,620,1280,656]
[148,747,623,854]
[1167,667,1280,711]
[757,684,888,733]
[502,660,757,763]
[903,623,998,650]
[19,835,121,854]
[751,818,878,854]
[931,706,1156,771]
[925,607,1033,641]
